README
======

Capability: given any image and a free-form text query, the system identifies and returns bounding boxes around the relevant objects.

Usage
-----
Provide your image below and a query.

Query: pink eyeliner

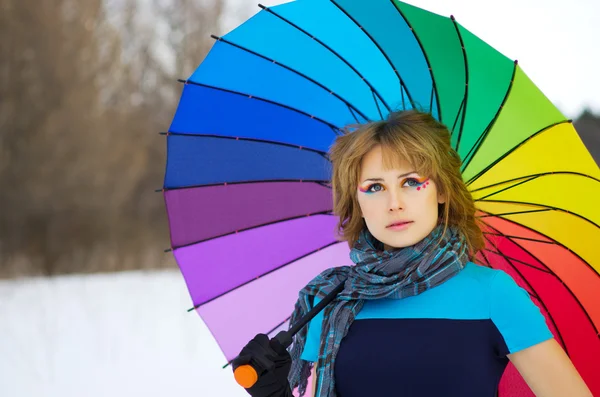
[415,177,430,191]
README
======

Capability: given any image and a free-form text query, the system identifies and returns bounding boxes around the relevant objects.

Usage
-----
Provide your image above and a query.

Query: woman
[233,110,592,397]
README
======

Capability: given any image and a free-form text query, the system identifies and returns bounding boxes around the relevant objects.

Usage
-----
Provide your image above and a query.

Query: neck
[383,243,402,252]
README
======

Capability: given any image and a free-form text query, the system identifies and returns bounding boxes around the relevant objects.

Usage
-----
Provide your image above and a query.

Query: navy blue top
[300,262,553,396]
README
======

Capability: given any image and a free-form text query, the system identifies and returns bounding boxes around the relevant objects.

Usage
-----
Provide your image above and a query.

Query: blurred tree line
[0,0,598,278]
[574,109,600,165]
[0,0,248,277]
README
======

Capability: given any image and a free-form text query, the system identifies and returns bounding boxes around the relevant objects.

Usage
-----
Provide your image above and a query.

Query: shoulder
[459,261,501,285]
[438,261,502,301]
[461,262,534,307]
[473,264,554,354]
[458,262,524,296]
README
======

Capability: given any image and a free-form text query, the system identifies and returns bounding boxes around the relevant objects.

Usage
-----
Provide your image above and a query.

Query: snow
[0,270,248,397]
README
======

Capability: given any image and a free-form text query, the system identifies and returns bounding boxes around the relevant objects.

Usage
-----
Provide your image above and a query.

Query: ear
[437,192,446,205]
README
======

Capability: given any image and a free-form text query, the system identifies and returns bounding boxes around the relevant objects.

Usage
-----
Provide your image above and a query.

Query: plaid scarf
[287,224,469,397]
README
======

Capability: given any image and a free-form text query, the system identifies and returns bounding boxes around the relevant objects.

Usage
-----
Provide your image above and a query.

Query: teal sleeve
[299,296,323,362]
[490,270,554,355]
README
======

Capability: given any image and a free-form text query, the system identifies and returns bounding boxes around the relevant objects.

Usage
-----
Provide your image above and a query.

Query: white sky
[221,0,600,119]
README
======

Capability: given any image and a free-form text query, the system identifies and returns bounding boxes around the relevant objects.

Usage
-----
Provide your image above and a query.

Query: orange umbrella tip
[234,365,258,389]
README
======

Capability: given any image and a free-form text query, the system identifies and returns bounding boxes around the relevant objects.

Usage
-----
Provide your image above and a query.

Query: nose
[387,188,404,212]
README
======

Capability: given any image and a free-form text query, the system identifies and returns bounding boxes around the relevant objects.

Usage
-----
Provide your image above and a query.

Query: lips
[387,221,412,228]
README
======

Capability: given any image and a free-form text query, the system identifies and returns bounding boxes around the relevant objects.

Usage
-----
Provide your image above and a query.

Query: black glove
[232,333,293,397]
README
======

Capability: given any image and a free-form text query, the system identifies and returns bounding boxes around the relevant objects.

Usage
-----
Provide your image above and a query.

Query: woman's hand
[232,333,293,397]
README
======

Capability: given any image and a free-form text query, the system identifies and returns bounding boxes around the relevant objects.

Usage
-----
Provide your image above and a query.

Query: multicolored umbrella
[163,0,600,395]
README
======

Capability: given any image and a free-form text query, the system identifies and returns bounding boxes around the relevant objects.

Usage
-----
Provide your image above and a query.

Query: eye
[365,183,384,193]
[403,178,425,188]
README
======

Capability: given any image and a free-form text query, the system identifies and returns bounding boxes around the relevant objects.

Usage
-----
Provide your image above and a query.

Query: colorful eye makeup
[358,184,380,193]
[358,177,430,194]
[413,177,430,191]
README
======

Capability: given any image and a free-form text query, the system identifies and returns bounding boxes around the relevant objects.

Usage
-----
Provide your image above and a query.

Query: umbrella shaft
[276,280,346,348]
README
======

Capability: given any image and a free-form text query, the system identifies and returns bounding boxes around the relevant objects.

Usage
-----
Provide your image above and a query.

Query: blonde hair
[328,109,485,258]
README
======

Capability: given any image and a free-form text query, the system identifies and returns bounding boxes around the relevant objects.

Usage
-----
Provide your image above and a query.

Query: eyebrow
[361,171,417,184]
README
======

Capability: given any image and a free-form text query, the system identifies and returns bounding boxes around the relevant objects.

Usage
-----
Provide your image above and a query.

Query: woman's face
[357,145,445,250]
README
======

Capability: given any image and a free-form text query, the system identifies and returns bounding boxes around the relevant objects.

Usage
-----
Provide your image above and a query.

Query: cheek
[357,196,382,219]
[409,189,439,211]
[424,192,441,214]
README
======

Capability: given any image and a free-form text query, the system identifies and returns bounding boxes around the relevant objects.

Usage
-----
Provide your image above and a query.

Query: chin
[381,231,426,249]
[386,240,418,249]
[381,237,416,249]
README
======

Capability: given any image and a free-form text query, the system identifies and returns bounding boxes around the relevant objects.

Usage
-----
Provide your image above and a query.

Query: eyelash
[362,178,425,194]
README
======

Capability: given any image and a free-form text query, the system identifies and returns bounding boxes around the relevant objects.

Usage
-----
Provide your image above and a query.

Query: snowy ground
[0,270,249,397]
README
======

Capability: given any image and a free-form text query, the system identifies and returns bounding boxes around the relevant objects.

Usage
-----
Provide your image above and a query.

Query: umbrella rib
[460,61,518,175]
[482,231,553,245]
[478,209,600,281]
[450,96,466,142]
[187,240,343,311]
[329,0,417,111]
[390,0,441,122]
[221,315,293,369]
[449,15,469,149]
[260,4,393,115]
[476,249,495,270]
[473,175,540,200]
[471,171,600,196]
[172,210,334,251]
[429,87,434,114]
[329,125,343,136]
[478,208,551,218]
[464,119,572,187]
[179,80,342,132]
[265,316,292,337]
[480,217,600,337]
[481,234,569,352]
[165,132,330,156]
[211,36,371,123]
[460,121,493,173]
[482,247,552,276]
[347,104,362,124]
[372,89,384,120]
[476,199,600,230]
[163,178,331,193]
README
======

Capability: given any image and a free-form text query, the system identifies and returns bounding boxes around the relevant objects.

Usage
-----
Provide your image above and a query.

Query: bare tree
[1,0,109,275]
[0,0,227,277]
[153,0,225,79]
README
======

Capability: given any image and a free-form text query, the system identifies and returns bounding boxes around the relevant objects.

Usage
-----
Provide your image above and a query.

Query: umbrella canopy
[163,0,600,395]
